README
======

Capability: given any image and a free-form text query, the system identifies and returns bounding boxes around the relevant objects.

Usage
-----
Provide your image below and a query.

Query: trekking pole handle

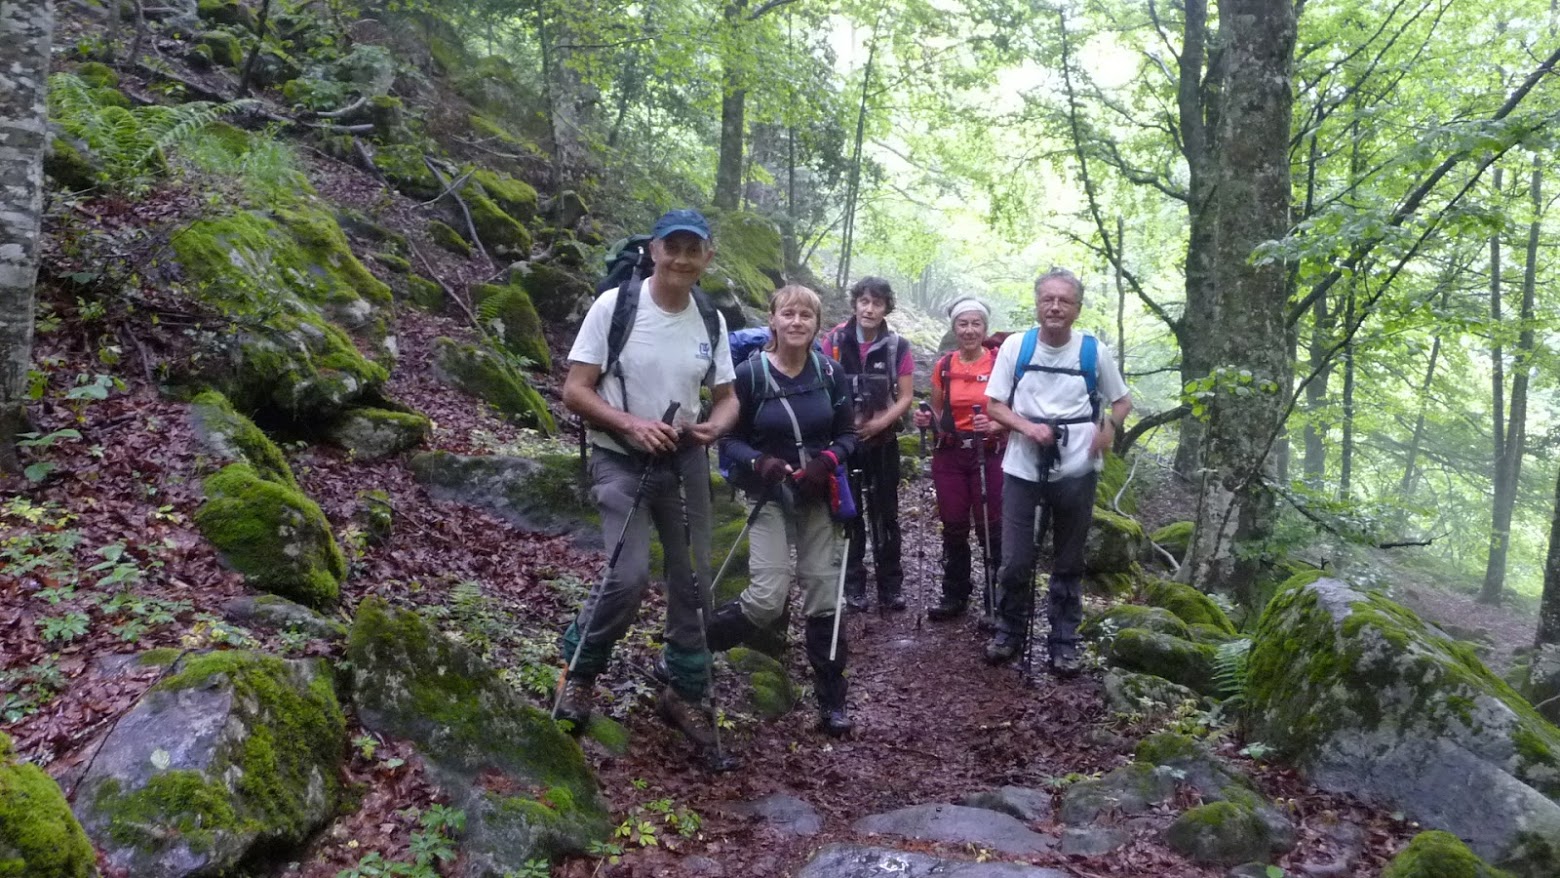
[662,401,681,424]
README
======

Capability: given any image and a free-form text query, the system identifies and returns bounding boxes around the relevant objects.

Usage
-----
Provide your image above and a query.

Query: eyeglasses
[1038,296,1078,309]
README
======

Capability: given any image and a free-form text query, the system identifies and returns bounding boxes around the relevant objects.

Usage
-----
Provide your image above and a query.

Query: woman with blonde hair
[714,285,859,736]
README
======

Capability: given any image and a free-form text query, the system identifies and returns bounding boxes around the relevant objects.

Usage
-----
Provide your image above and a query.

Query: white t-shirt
[985,330,1128,482]
[569,285,735,454]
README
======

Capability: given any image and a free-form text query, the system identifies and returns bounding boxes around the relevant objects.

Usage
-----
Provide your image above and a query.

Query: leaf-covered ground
[3,111,1511,878]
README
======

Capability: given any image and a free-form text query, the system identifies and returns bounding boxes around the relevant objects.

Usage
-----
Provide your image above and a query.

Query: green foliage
[0,731,97,878]
[1212,639,1253,705]
[335,807,465,878]
[47,73,256,193]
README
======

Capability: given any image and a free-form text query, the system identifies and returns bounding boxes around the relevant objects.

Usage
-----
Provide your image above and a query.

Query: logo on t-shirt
[696,342,712,362]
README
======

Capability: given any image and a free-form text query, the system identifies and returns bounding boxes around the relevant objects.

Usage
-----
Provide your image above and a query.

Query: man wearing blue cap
[556,209,739,758]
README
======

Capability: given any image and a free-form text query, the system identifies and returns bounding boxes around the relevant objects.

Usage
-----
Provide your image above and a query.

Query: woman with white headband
[913,297,1007,623]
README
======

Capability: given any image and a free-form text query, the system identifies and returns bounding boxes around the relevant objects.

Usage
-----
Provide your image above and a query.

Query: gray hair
[1034,267,1084,307]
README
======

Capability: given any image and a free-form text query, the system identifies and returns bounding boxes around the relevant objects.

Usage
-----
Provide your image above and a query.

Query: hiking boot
[926,596,967,621]
[818,705,854,737]
[1049,645,1083,679]
[845,587,870,612]
[706,600,756,652]
[649,656,670,686]
[878,589,907,612]
[656,686,717,751]
[984,633,1022,665]
[555,674,596,730]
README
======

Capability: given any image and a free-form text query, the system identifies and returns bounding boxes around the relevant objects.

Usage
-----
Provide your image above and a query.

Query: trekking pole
[831,534,851,661]
[552,402,680,722]
[708,489,774,596]
[972,404,996,626]
[1023,498,1049,689]
[670,427,738,771]
[916,401,934,630]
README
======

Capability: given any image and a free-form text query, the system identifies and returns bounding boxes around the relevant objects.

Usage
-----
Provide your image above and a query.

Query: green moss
[374,252,411,273]
[328,407,431,459]
[191,390,298,488]
[705,211,783,308]
[429,220,472,256]
[44,137,97,191]
[376,143,443,201]
[195,463,345,607]
[199,30,243,68]
[1134,732,1202,766]
[198,0,257,30]
[1081,604,1191,641]
[154,652,344,843]
[1145,580,1237,634]
[276,208,393,306]
[727,647,797,718]
[1150,520,1194,557]
[95,770,246,849]
[1164,800,1268,866]
[582,716,629,755]
[517,263,592,322]
[432,337,557,433]
[1382,830,1515,878]
[405,275,445,311]
[467,192,533,257]
[473,169,538,223]
[75,60,118,89]
[472,282,551,370]
[0,734,96,878]
[346,598,608,853]
[1101,628,1218,695]
[1095,453,1137,513]
[1085,569,1139,598]
[137,648,184,667]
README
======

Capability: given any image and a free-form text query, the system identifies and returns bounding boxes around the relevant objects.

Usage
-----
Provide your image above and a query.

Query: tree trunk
[1482,166,1511,602]
[837,30,878,292]
[1533,459,1560,722]
[0,0,53,475]
[713,78,746,209]
[1338,281,1356,499]
[1187,0,1296,607]
[1483,157,1542,604]
[1172,0,1219,480]
[1398,278,1454,504]
[1115,214,1126,374]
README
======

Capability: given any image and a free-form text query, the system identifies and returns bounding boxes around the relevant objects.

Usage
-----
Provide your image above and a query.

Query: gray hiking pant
[994,470,1098,657]
[560,446,714,698]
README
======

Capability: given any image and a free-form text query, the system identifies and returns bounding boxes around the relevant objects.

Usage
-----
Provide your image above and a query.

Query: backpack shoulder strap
[1008,327,1040,407]
[691,287,721,386]
[1080,332,1100,419]
[602,278,642,381]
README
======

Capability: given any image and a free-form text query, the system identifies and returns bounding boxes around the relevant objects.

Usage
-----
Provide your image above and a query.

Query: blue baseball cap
[651,209,712,241]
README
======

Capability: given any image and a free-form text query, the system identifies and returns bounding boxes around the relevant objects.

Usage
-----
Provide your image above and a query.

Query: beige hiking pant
[738,496,844,626]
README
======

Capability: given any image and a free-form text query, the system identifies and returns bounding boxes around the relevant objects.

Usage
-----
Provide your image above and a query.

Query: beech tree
[0,0,54,475]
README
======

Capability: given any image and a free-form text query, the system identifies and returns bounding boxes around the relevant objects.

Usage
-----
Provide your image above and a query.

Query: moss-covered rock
[1165,801,1271,867]
[1101,668,1201,718]
[170,209,390,420]
[335,209,408,253]
[411,451,594,541]
[1150,520,1195,560]
[429,219,472,256]
[189,390,298,488]
[515,261,593,323]
[356,489,394,546]
[1145,580,1237,634]
[1528,644,1560,726]
[404,275,446,311]
[223,594,348,643]
[467,191,533,258]
[195,463,345,607]
[1082,604,1191,641]
[325,406,430,459]
[375,143,443,201]
[1058,762,1178,825]
[703,211,783,310]
[199,29,243,67]
[75,60,119,89]
[1246,578,1560,876]
[431,338,556,433]
[71,652,343,878]
[1086,507,1145,575]
[1095,453,1137,513]
[348,598,609,868]
[44,135,99,191]
[727,647,797,718]
[198,0,257,30]
[454,56,545,123]
[1383,830,1517,878]
[471,281,551,370]
[0,732,96,878]
[1099,627,1218,695]
[473,169,539,223]
[373,252,411,274]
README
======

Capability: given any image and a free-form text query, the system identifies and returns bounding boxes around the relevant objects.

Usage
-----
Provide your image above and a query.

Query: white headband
[947,298,990,322]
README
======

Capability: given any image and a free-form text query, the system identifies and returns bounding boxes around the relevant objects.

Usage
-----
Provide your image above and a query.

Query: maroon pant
[930,440,1004,601]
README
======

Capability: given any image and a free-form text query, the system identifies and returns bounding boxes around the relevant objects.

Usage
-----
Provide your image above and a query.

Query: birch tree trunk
[1187,0,1296,607]
[0,0,54,475]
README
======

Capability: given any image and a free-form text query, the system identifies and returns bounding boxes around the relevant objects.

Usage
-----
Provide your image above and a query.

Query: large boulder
[189,390,298,489]
[1096,627,1217,695]
[1085,507,1145,575]
[702,211,784,310]
[195,463,346,607]
[170,209,391,420]
[1383,830,1516,878]
[325,406,431,459]
[71,652,344,878]
[1144,579,1237,635]
[797,844,1067,877]
[470,281,551,370]
[431,337,557,433]
[410,451,594,541]
[0,732,96,878]
[347,598,609,873]
[1246,578,1560,876]
[513,261,593,323]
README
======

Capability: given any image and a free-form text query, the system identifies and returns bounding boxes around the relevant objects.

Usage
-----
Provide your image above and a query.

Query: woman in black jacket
[714,285,858,736]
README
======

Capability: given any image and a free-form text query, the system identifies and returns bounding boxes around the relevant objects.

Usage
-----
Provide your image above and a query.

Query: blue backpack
[1007,329,1100,423]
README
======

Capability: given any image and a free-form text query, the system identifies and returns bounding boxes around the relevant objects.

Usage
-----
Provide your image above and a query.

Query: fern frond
[137,99,258,171]
[1212,638,1252,703]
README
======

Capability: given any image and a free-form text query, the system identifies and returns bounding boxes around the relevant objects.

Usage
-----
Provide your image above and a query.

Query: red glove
[795,450,839,500]
[752,454,791,486]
